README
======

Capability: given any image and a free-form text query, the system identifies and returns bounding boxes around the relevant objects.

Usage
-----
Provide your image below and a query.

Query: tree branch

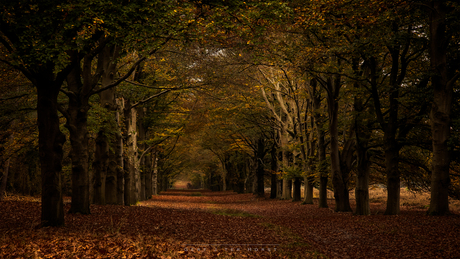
[0,93,28,101]
[91,36,172,95]
[131,89,171,109]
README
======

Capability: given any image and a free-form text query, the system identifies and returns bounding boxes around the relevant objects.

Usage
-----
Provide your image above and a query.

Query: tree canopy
[1,0,460,227]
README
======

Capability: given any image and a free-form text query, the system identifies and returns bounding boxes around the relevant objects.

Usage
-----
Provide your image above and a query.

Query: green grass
[190,192,202,196]
[259,222,327,259]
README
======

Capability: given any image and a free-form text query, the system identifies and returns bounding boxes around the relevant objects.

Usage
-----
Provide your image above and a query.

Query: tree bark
[292,177,301,202]
[327,75,352,212]
[355,129,371,215]
[123,99,138,205]
[144,148,153,199]
[304,123,315,204]
[355,152,371,215]
[65,59,93,215]
[137,106,147,201]
[384,137,400,215]
[311,79,328,208]
[280,127,291,200]
[96,45,120,205]
[92,131,108,205]
[0,158,11,201]
[282,179,292,200]
[37,81,66,226]
[105,143,118,205]
[303,176,314,204]
[270,143,278,199]
[277,179,283,199]
[113,100,124,205]
[115,111,125,205]
[355,143,371,215]
[255,138,266,198]
[367,48,402,216]
[383,37,403,215]
[428,0,453,215]
[353,59,372,215]
[152,151,158,195]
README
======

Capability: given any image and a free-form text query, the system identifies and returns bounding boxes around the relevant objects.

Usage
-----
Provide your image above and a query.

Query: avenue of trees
[1,0,460,226]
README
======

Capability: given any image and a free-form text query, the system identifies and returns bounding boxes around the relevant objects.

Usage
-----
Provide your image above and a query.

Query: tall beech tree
[92,45,120,205]
[427,0,460,215]
[259,67,295,200]
[309,79,329,208]
[324,69,353,213]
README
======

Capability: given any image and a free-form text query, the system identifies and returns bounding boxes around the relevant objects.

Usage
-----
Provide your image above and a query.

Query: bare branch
[131,90,171,109]
[0,93,28,101]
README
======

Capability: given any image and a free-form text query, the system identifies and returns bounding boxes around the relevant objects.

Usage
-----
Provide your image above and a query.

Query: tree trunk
[137,106,147,201]
[92,131,108,205]
[303,176,314,204]
[222,167,227,192]
[270,173,277,199]
[353,60,371,216]
[97,46,120,205]
[312,79,328,208]
[123,99,138,205]
[152,151,158,195]
[276,179,283,199]
[355,156,370,215]
[385,39,403,215]
[303,128,315,205]
[115,103,124,205]
[123,156,132,205]
[330,114,351,212]
[384,136,400,215]
[319,176,328,207]
[105,145,118,204]
[245,158,254,193]
[0,158,11,201]
[280,127,291,200]
[65,64,92,215]
[428,0,453,215]
[37,82,66,226]
[66,102,91,214]
[144,149,153,199]
[282,178,291,200]
[255,138,266,198]
[292,177,301,202]
[327,76,352,212]
[270,144,278,199]
[354,118,371,215]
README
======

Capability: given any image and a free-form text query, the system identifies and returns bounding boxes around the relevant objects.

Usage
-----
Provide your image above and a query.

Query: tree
[1,1,83,225]
[427,0,460,215]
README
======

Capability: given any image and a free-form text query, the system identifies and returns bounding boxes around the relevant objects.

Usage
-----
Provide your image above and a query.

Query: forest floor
[2,189,460,258]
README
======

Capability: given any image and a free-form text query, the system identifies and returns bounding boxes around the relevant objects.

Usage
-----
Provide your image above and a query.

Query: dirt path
[143,193,460,258]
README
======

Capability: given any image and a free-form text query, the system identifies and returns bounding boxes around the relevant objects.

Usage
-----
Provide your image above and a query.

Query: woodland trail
[2,192,460,258]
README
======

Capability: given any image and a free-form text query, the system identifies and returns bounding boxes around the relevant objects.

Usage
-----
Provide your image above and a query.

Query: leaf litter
[1,193,460,258]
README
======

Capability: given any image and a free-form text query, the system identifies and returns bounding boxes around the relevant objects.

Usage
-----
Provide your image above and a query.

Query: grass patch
[259,222,326,258]
[190,192,202,196]
[209,208,260,218]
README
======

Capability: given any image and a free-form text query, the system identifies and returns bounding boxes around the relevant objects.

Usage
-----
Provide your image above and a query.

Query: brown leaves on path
[2,193,460,258]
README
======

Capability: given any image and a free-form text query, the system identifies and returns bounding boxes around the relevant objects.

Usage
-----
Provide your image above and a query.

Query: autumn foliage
[2,192,460,258]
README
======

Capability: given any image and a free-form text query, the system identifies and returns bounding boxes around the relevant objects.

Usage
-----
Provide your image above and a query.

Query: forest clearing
[2,188,460,259]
